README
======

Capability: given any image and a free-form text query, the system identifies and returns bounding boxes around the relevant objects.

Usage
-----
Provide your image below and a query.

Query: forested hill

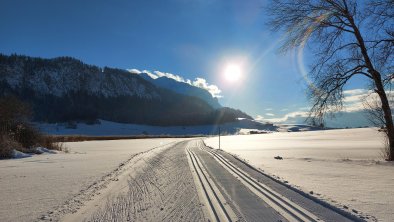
[0,54,252,126]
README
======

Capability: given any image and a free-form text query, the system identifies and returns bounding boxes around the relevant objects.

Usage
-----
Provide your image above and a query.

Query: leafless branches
[266,0,394,160]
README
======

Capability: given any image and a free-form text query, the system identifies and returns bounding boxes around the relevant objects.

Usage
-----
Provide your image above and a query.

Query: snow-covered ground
[35,119,279,136]
[205,128,393,221]
[36,119,326,136]
[0,138,184,222]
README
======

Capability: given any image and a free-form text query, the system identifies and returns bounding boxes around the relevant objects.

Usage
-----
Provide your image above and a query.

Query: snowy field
[35,119,280,136]
[205,128,393,221]
[0,138,184,222]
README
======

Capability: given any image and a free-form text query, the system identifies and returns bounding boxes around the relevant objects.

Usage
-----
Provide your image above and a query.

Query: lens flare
[295,12,333,92]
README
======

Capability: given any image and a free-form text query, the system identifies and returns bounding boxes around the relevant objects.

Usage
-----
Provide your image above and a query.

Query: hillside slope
[0,54,251,126]
[139,73,221,109]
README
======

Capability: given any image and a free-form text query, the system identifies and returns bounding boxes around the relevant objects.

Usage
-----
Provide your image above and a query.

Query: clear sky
[0,0,370,127]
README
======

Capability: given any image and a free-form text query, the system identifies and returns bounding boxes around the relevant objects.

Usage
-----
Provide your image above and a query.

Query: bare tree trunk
[348,15,394,160]
[375,77,394,160]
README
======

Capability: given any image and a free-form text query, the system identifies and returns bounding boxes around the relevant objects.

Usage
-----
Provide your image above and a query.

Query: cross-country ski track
[45,139,362,222]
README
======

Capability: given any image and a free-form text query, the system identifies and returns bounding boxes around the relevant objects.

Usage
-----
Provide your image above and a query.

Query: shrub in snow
[0,134,21,159]
[0,96,64,159]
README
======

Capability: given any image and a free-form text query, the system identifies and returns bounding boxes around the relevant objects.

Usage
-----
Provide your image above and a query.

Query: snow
[36,118,288,136]
[11,149,32,159]
[35,147,57,154]
[275,124,327,132]
[72,139,205,222]
[0,138,184,222]
[204,128,393,221]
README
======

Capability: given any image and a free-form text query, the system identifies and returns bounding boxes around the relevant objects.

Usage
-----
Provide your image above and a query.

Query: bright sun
[224,64,242,82]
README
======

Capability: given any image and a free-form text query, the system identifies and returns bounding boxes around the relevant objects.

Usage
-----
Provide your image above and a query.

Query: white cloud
[265,108,273,111]
[256,88,392,127]
[343,89,368,96]
[263,111,309,123]
[153,71,185,82]
[343,89,371,103]
[127,68,222,98]
[140,70,159,79]
[255,115,264,121]
[256,111,308,123]
[342,89,384,112]
[127,69,160,79]
[258,89,374,124]
[192,78,222,98]
[127,69,141,74]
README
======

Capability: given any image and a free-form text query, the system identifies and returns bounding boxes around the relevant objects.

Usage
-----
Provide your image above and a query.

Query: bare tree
[266,0,394,160]
[363,93,386,127]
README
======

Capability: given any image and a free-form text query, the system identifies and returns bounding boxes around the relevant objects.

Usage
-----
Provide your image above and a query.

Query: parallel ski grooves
[186,147,237,222]
[202,146,322,222]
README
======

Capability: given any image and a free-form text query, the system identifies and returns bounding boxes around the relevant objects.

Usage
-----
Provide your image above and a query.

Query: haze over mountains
[0,54,251,126]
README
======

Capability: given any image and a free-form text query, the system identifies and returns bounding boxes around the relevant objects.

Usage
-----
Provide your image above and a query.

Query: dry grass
[37,135,65,151]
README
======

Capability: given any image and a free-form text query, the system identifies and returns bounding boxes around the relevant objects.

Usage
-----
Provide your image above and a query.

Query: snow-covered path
[77,141,205,222]
[191,140,357,222]
[0,138,185,222]
[1,136,372,221]
[57,139,361,222]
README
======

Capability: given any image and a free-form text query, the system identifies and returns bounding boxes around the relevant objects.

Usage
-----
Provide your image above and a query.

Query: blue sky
[0,0,371,127]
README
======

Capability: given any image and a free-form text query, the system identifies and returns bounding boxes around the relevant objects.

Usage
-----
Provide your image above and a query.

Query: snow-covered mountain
[138,73,221,108]
[0,55,159,99]
[0,54,252,126]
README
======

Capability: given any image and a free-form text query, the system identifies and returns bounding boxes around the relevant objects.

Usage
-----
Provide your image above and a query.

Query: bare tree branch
[266,0,394,160]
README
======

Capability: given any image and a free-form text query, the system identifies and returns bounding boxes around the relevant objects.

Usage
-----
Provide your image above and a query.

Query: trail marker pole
[219,126,221,150]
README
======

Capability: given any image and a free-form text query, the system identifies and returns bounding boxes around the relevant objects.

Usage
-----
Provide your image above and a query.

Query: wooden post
[219,126,221,150]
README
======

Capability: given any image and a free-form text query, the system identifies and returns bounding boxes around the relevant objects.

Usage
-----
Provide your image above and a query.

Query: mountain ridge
[0,53,252,126]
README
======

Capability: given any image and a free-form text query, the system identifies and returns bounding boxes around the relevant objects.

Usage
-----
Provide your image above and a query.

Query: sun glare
[224,64,242,82]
